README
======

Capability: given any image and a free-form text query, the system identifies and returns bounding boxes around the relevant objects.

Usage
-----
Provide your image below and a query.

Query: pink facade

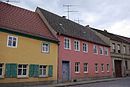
[58,35,112,81]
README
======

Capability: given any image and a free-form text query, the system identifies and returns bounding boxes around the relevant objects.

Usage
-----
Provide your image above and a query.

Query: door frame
[114,60,122,77]
[62,60,71,82]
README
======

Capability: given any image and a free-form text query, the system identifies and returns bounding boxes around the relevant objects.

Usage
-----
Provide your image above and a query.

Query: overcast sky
[4,0,130,37]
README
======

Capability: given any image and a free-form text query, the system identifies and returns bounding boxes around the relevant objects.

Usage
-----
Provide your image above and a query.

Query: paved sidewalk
[28,77,122,87]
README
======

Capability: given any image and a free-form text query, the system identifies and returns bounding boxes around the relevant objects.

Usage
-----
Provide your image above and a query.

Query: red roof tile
[0,2,58,42]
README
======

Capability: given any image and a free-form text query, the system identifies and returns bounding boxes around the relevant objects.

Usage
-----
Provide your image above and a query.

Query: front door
[62,61,70,82]
[114,60,122,77]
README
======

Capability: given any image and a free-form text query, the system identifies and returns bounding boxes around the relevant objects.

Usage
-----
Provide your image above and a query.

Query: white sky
[3,0,130,37]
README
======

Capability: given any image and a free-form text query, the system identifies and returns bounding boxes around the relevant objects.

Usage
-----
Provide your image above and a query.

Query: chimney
[86,25,89,27]
[62,16,66,19]
[104,29,107,32]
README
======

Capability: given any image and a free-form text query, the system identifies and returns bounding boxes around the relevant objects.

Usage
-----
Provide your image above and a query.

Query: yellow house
[0,2,58,84]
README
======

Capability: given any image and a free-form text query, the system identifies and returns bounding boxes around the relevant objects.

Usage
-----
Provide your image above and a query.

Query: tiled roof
[37,7,109,46]
[0,2,58,42]
[92,28,130,44]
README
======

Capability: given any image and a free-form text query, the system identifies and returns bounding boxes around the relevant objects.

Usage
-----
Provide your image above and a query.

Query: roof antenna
[74,18,83,24]
[63,4,78,19]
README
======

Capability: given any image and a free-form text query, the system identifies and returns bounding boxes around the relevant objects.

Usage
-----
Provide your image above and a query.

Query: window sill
[84,72,88,74]
[75,72,80,74]
[101,71,104,73]
[39,75,48,78]
[17,75,28,78]
[95,71,98,74]
[75,50,80,52]
[7,46,17,48]
[83,51,88,53]
[107,71,110,73]
[64,48,71,50]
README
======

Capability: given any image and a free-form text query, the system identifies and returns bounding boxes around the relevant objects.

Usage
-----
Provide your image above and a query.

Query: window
[101,64,104,72]
[42,43,49,53]
[117,44,121,53]
[125,61,128,70]
[129,46,130,54]
[18,64,28,77]
[93,45,98,54]
[74,40,80,51]
[0,64,3,78]
[39,65,47,77]
[84,63,88,73]
[104,48,108,56]
[123,46,126,54]
[7,35,18,48]
[95,63,98,73]
[112,43,116,52]
[99,47,103,55]
[83,43,88,53]
[64,37,71,49]
[75,62,80,73]
[107,64,110,72]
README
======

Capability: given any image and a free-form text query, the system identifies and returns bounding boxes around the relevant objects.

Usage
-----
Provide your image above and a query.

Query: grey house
[92,28,130,77]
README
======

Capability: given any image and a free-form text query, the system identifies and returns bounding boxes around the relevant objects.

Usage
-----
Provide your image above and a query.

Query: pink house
[36,8,113,82]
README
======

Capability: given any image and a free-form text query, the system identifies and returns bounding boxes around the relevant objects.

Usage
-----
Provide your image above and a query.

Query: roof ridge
[1,1,35,13]
[37,7,85,28]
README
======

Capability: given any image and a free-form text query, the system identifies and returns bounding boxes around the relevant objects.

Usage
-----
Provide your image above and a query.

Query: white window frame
[84,63,88,73]
[123,45,126,54]
[99,47,103,55]
[117,44,121,53]
[75,62,80,73]
[17,64,28,78]
[101,64,104,72]
[112,43,116,52]
[93,45,98,54]
[104,47,109,56]
[107,64,110,72]
[74,40,80,51]
[7,35,18,48]
[39,65,47,77]
[42,42,50,53]
[64,37,71,50]
[95,63,98,73]
[0,63,4,78]
[83,43,88,53]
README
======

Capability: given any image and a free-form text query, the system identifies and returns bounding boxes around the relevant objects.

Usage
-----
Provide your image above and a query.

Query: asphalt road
[68,77,130,87]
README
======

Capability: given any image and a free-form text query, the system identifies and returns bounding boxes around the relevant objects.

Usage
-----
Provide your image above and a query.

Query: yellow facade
[0,31,58,83]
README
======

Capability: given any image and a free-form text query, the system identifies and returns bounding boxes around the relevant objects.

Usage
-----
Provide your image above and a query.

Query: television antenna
[63,4,78,19]
[74,18,83,24]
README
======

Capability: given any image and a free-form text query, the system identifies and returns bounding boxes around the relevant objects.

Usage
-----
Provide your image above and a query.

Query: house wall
[0,31,58,83]
[110,40,130,77]
[58,35,113,82]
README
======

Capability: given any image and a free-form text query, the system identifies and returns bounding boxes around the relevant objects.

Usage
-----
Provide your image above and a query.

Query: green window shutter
[48,65,53,77]
[29,64,34,77]
[11,64,17,77]
[29,64,39,77]
[33,65,39,77]
[6,63,17,78]
[6,64,11,77]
